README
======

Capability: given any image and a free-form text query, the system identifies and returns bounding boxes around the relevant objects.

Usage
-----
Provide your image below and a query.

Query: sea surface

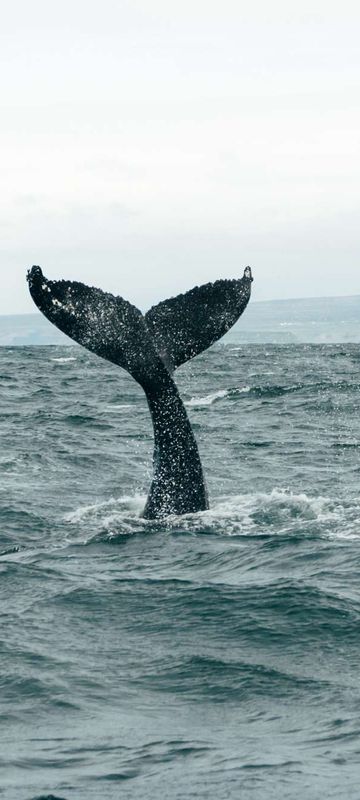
[1,343,360,799]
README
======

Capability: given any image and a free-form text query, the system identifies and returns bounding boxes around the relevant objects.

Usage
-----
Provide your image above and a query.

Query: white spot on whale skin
[51,297,76,314]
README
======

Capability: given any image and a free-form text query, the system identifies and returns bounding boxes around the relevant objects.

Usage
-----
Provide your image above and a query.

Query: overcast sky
[1,0,359,314]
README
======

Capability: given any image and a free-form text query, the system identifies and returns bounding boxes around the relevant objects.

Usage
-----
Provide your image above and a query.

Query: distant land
[2,295,360,345]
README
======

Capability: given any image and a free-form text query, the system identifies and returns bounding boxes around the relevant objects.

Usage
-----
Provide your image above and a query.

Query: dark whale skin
[27,265,252,518]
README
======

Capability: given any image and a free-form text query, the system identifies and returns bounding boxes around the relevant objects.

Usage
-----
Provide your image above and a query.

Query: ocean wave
[0,545,20,557]
[28,796,69,800]
[0,673,79,711]
[64,494,148,538]
[103,404,134,413]
[185,384,316,406]
[62,414,111,429]
[190,489,360,539]
[65,494,146,523]
[186,388,251,407]
[138,654,335,701]
[185,389,229,407]
[187,380,360,406]
[51,357,77,363]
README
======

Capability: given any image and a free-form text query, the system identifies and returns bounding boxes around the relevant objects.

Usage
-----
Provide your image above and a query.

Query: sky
[1,0,359,314]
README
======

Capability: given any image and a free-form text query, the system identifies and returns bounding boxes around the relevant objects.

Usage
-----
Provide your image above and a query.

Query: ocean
[1,343,360,799]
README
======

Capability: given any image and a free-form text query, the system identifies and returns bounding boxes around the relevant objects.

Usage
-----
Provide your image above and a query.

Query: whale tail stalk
[27,265,253,518]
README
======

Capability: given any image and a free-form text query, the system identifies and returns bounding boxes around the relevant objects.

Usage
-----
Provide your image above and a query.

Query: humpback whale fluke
[27,265,253,518]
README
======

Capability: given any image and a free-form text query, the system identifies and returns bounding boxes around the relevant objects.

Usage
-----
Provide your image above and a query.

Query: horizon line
[2,291,360,318]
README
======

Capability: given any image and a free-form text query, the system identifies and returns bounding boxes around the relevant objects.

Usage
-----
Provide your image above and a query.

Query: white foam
[186,386,252,407]
[63,487,360,542]
[65,494,146,523]
[51,357,77,363]
[193,488,360,539]
[157,488,360,540]
[186,389,229,407]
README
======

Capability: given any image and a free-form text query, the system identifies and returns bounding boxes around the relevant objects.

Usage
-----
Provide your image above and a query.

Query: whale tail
[27,265,253,378]
[27,265,252,518]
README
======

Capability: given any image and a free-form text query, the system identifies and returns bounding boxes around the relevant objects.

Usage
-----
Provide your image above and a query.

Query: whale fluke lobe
[145,268,253,372]
[27,266,159,387]
[27,264,253,518]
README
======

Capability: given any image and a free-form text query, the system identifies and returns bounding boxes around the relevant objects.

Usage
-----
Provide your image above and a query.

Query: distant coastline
[2,295,360,345]
[0,313,72,346]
